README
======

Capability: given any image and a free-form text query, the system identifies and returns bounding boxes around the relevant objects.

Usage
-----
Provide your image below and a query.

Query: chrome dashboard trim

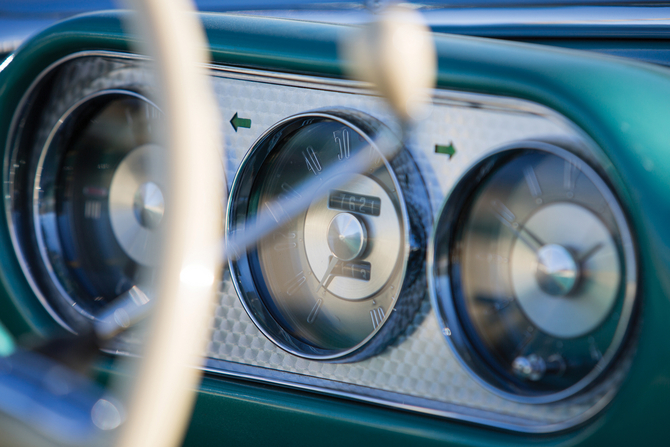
[245,6,670,32]
[199,357,619,434]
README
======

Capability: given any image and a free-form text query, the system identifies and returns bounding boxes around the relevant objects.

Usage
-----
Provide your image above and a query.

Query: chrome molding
[243,6,670,32]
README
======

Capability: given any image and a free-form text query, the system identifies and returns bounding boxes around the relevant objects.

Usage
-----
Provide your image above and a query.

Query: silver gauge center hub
[327,213,367,261]
[133,181,165,229]
[535,244,579,296]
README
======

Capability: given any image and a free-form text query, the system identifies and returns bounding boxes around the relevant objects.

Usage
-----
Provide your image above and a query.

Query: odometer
[328,190,382,216]
[227,110,430,361]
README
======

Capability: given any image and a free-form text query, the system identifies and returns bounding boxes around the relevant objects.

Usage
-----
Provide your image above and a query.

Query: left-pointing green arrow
[230,112,252,132]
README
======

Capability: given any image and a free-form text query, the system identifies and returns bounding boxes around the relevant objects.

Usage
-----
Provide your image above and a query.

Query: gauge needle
[493,212,545,252]
[316,257,339,293]
[577,241,604,263]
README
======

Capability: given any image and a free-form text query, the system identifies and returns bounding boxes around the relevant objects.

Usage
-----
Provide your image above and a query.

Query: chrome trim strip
[241,6,670,30]
[102,342,620,434]
[199,357,618,434]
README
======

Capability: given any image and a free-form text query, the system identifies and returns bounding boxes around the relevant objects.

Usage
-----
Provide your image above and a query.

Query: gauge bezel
[428,140,638,404]
[227,109,430,362]
[6,86,161,331]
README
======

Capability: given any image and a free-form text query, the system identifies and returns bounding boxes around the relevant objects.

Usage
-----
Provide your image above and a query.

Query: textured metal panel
[31,54,626,432]
[200,67,619,430]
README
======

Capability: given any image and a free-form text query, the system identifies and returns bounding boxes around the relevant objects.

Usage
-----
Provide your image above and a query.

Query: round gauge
[9,89,165,328]
[228,109,430,361]
[430,141,637,402]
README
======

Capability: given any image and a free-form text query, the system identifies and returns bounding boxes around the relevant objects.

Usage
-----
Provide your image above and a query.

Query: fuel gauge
[430,141,638,402]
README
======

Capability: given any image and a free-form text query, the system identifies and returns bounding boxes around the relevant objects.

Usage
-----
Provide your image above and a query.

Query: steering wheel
[111,0,222,445]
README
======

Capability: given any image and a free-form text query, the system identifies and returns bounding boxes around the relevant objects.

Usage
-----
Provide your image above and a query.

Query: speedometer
[227,109,430,361]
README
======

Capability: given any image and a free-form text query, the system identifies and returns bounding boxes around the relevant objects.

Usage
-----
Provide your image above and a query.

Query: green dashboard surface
[0,11,669,446]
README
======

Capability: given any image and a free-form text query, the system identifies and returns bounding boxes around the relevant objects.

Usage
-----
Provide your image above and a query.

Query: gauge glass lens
[250,119,404,352]
[38,94,163,316]
[434,146,636,399]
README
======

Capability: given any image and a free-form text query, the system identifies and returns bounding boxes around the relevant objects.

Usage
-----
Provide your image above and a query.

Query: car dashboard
[0,8,669,447]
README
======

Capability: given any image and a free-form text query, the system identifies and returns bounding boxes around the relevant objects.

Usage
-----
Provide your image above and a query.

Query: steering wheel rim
[115,1,223,445]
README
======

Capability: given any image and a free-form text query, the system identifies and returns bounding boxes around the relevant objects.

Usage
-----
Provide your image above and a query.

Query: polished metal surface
[7,52,638,433]
[94,285,151,340]
[304,174,401,300]
[109,144,166,266]
[6,77,161,327]
[132,181,165,229]
[250,5,670,34]
[511,202,620,339]
[327,213,367,261]
[535,244,579,296]
[513,354,566,382]
[512,355,547,382]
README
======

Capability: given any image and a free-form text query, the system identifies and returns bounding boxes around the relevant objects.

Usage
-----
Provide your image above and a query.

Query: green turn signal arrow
[435,142,456,159]
[230,112,252,132]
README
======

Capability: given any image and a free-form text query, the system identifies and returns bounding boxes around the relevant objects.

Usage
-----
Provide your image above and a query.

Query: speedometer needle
[316,256,339,293]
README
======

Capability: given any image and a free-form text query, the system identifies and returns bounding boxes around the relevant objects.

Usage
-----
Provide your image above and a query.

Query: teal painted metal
[0,11,668,446]
[0,321,14,356]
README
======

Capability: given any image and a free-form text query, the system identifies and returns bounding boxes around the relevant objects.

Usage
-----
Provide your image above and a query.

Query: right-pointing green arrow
[435,142,456,159]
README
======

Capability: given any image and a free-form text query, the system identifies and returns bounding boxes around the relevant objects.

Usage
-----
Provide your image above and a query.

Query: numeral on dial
[281,182,301,199]
[334,128,350,160]
[285,271,307,296]
[84,200,102,219]
[524,166,542,198]
[370,306,385,329]
[564,160,580,192]
[303,146,322,175]
[490,199,515,223]
[273,231,297,251]
[307,298,323,323]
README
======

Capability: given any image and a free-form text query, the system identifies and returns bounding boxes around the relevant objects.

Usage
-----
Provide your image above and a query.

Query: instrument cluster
[5,53,639,433]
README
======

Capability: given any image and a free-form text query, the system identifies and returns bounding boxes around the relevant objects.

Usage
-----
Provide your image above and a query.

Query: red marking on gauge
[83,186,109,197]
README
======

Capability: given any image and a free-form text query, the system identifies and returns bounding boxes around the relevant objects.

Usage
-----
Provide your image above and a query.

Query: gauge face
[30,91,164,320]
[228,110,429,360]
[431,143,637,401]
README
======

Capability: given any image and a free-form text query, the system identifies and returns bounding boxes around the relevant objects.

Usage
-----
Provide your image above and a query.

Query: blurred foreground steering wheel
[113,0,223,445]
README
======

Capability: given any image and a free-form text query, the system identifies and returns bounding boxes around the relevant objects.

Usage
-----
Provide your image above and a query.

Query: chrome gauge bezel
[428,140,638,404]
[4,54,162,332]
[227,109,430,362]
[33,90,161,321]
